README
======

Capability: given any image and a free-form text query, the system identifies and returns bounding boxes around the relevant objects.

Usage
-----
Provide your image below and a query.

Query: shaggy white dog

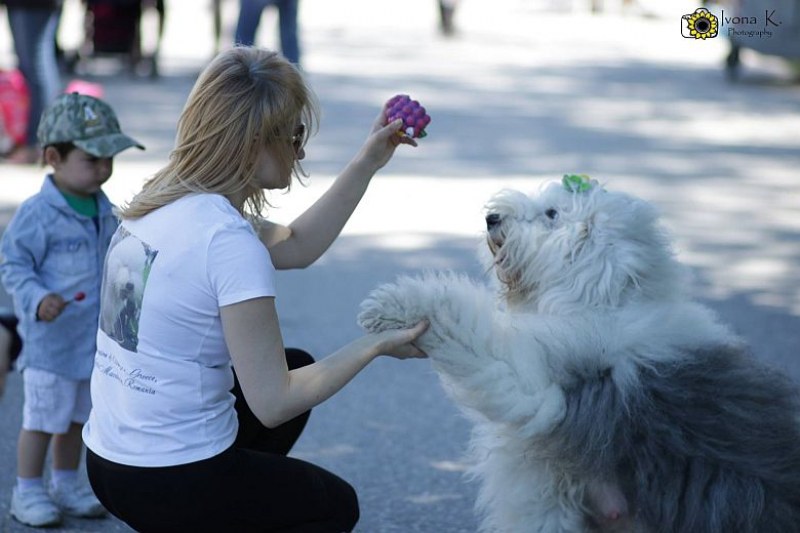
[358,176,800,532]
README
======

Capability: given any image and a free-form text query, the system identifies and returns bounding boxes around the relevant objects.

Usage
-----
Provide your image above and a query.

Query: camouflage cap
[37,92,145,158]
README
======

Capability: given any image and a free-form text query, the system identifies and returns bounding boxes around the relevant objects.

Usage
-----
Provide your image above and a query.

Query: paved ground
[1,0,799,531]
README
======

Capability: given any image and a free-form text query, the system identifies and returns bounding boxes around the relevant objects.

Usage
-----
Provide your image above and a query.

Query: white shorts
[22,368,92,434]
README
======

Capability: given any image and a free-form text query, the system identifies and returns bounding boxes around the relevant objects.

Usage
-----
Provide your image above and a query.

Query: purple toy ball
[384,94,431,138]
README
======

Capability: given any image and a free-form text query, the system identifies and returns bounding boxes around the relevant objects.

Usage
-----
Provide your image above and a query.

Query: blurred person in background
[1,0,62,164]
[438,0,459,36]
[235,0,301,66]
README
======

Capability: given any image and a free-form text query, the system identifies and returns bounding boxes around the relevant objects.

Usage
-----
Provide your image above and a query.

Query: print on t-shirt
[99,227,158,352]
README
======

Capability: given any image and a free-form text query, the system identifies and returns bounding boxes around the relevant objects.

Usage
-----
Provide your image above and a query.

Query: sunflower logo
[681,8,719,39]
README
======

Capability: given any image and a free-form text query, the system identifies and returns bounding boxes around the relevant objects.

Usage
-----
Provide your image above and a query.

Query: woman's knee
[333,479,360,531]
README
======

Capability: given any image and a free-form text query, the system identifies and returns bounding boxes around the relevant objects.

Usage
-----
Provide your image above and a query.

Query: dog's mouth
[485,213,504,255]
[484,212,528,302]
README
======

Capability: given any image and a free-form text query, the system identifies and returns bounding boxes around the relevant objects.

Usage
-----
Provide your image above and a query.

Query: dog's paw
[357,276,427,333]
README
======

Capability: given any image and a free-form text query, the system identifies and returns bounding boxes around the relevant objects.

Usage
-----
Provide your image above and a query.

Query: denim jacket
[0,175,118,379]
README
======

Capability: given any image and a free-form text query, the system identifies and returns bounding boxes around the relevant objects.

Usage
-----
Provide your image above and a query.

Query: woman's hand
[370,320,429,360]
[355,104,419,173]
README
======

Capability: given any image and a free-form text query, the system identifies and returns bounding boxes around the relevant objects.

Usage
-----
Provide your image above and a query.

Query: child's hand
[37,293,67,322]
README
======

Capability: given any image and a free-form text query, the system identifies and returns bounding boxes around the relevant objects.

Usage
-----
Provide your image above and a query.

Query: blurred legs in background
[235,0,301,66]
[4,6,61,164]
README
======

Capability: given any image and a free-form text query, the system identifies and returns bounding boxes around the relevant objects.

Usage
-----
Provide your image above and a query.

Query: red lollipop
[72,291,86,302]
[385,94,431,139]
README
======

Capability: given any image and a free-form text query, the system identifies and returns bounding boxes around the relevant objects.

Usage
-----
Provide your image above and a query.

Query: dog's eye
[545,208,558,220]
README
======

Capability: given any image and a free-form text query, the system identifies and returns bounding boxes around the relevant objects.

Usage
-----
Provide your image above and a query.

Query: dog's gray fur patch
[543,344,800,532]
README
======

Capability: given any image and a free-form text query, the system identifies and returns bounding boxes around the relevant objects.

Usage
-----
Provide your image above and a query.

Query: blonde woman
[82,46,427,532]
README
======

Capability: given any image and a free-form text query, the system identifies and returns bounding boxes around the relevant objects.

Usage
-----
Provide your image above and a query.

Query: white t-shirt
[83,194,276,467]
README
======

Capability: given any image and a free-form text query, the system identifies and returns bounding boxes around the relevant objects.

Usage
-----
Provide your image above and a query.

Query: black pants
[0,309,21,369]
[86,349,359,533]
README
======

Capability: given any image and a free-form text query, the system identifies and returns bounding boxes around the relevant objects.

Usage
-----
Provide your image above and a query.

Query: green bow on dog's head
[562,174,597,193]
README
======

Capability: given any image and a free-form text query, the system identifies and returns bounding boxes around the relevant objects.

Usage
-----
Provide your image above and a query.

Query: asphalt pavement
[1,0,799,531]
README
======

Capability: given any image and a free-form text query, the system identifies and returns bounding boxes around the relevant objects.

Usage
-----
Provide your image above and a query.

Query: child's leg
[17,429,52,479]
[20,369,89,478]
[51,422,84,471]
[12,428,61,527]
[50,376,91,473]
[12,369,64,527]
[46,377,105,518]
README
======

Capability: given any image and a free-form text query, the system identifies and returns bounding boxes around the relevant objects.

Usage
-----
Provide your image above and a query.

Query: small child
[0,92,144,528]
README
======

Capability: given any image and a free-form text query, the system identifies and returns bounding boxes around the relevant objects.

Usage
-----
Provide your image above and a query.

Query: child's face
[47,147,113,198]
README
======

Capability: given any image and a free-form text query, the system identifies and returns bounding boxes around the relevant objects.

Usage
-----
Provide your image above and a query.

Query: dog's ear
[560,196,652,306]
[579,210,612,243]
[570,211,606,257]
[566,220,591,259]
[589,194,682,304]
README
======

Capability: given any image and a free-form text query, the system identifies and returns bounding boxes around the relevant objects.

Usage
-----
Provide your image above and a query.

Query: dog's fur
[358,180,800,532]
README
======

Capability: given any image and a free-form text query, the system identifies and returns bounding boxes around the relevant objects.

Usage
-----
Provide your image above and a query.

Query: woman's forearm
[271,323,426,427]
[269,158,375,269]
[268,336,380,426]
[225,296,426,428]
[225,298,381,428]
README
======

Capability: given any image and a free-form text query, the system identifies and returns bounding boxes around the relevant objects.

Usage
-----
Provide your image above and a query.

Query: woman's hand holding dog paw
[368,320,429,360]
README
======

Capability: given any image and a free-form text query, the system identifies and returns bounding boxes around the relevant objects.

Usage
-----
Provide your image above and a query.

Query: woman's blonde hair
[120,46,319,219]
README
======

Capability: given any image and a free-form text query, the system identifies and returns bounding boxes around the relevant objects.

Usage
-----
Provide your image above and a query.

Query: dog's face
[483,179,683,312]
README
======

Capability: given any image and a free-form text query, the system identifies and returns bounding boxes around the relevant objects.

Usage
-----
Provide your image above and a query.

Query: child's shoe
[10,485,62,527]
[50,481,107,518]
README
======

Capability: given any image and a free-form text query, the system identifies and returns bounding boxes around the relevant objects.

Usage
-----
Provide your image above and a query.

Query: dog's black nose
[486,213,501,230]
